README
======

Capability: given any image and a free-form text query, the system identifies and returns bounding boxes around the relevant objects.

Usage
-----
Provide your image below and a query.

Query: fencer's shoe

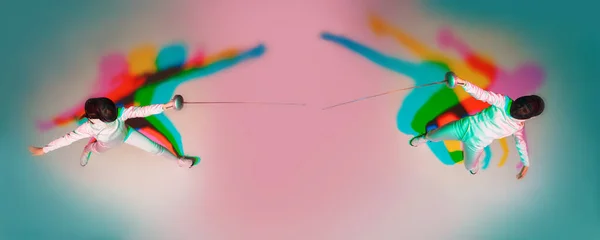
[178,156,201,168]
[189,157,200,167]
[177,158,189,167]
[469,161,481,175]
[409,133,428,147]
[80,150,92,167]
[80,138,97,167]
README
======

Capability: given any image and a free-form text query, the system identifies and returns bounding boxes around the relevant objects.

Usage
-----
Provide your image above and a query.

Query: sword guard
[445,71,457,88]
[172,94,184,111]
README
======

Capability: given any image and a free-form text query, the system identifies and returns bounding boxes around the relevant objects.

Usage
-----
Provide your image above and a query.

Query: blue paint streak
[156,43,188,70]
[481,145,492,170]
[151,43,266,104]
[320,32,456,165]
[148,43,266,155]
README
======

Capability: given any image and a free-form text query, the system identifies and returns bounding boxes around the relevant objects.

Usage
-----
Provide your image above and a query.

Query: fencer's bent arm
[459,81,508,109]
[120,104,165,120]
[42,123,92,153]
[513,128,530,167]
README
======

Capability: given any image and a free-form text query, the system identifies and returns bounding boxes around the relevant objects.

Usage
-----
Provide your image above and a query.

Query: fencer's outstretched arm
[120,101,176,120]
[513,128,530,179]
[513,128,530,167]
[120,104,165,120]
[41,123,93,153]
[456,78,508,109]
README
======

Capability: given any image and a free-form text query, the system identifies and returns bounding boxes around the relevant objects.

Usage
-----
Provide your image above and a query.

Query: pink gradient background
[27,0,550,239]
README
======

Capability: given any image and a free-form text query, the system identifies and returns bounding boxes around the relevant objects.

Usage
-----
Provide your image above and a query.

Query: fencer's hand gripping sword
[321,72,458,110]
[170,95,306,111]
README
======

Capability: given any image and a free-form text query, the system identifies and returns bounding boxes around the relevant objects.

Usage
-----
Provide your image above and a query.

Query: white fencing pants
[425,119,485,171]
[79,128,182,167]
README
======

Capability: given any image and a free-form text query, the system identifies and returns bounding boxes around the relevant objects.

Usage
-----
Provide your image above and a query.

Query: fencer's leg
[80,138,108,166]
[463,144,485,175]
[80,139,96,167]
[124,128,193,167]
[410,120,463,147]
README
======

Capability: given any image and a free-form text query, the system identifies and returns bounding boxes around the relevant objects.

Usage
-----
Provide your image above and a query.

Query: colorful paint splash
[37,42,267,157]
[321,14,544,169]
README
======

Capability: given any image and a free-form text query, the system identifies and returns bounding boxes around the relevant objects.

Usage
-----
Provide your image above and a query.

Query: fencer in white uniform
[409,72,545,179]
[30,97,199,168]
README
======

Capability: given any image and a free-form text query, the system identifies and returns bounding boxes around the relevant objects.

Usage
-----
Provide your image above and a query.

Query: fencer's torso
[464,102,525,148]
[42,104,165,154]
[447,81,531,167]
[86,118,129,148]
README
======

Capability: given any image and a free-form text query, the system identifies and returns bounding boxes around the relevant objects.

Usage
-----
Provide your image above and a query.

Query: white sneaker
[177,158,191,167]
[80,139,97,167]
[409,133,428,147]
[80,150,92,167]
[177,156,200,168]
[469,160,481,175]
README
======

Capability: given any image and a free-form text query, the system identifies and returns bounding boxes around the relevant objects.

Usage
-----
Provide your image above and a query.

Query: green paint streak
[133,83,183,156]
[449,150,464,163]
[410,87,460,132]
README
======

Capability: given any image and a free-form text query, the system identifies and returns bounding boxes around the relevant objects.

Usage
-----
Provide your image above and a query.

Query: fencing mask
[84,97,118,122]
[510,95,545,120]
